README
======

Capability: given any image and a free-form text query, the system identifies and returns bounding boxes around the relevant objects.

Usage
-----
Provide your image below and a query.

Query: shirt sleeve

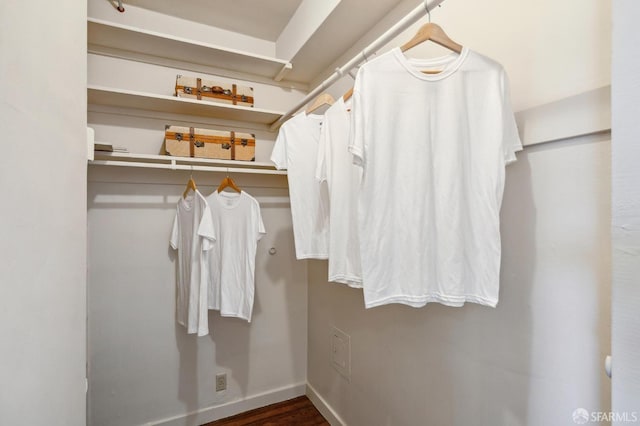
[197,204,216,251]
[500,70,523,165]
[169,212,179,250]
[270,125,288,170]
[256,203,266,242]
[348,71,365,167]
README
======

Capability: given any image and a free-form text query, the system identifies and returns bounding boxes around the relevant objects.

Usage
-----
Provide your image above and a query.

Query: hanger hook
[190,164,193,179]
[226,167,230,178]
[424,0,431,22]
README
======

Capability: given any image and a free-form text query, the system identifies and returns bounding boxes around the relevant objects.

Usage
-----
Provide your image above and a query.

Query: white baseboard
[306,383,346,426]
[149,382,307,426]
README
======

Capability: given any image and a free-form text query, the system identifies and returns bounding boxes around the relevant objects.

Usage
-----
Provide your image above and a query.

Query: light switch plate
[331,326,351,381]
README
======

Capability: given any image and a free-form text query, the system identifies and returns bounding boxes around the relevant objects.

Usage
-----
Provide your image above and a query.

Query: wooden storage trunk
[175,75,254,107]
[164,125,255,161]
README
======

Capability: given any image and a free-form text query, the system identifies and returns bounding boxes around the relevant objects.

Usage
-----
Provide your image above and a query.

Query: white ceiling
[125,0,304,41]
[120,0,412,84]
[284,0,409,83]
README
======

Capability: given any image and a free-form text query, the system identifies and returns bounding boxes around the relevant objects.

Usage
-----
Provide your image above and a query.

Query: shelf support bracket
[274,63,293,82]
[87,127,95,161]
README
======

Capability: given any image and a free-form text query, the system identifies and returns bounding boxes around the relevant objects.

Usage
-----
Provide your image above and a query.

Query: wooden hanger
[342,87,353,102]
[306,93,335,114]
[400,22,463,55]
[183,176,197,199]
[217,171,241,193]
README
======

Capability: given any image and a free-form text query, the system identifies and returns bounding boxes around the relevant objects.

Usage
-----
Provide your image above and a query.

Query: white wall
[308,135,611,426]
[314,0,611,113]
[0,1,87,425]
[87,170,308,426]
[87,36,309,424]
[611,0,640,418]
[85,1,615,424]
[306,1,612,425]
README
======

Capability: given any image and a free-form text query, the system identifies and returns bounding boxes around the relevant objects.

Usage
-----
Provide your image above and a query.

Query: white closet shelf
[90,152,286,176]
[88,85,284,125]
[87,18,293,81]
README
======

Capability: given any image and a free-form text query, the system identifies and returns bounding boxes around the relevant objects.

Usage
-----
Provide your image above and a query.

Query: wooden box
[165,125,255,161]
[175,75,254,107]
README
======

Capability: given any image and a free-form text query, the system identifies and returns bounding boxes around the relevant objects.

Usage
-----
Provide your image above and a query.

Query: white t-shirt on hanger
[201,190,265,322]
[316,98,363,287]
[349,47,523,309]
[271,112,329,260]
[170,190,215,336]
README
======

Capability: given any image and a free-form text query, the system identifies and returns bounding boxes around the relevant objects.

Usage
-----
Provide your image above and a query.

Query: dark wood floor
[202,396,330,426]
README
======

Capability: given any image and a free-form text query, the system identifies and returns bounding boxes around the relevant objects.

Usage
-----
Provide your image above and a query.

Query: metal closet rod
[269,0,446,131]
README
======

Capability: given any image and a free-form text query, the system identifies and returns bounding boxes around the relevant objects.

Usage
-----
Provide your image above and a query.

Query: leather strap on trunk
[230,131,236,160]
[189,127,195,157]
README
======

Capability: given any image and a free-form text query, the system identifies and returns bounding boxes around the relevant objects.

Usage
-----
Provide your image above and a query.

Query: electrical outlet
[215,373,227,392]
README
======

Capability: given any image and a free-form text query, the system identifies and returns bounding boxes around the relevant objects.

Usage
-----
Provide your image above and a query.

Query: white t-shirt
[315,98,363,287]
[170,190,215,335]
[201,190,265,322]
[349,47,523,309]
[271,112,329,259]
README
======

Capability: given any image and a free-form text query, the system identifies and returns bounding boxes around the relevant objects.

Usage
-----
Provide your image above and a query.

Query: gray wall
[86,4,310,424]
[306,0,613,424]
[0,1,88,425]
[87,171,309,426]
[307,135,611,425]
[612,0,640,419]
